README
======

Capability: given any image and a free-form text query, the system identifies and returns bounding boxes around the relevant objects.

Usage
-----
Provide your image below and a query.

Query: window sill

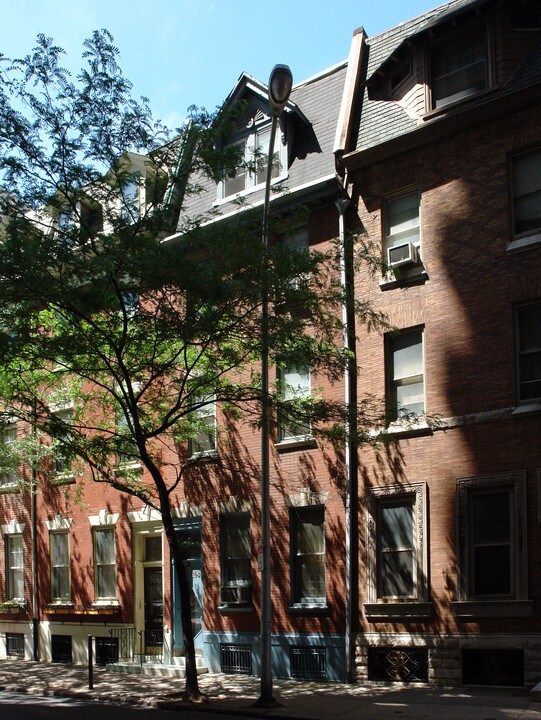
[422,86,497,120]
[288,603,329,616]
[115,461,142,474]
[52,472,75,486]
[379,268,429,291]
[507,232,541,254]
[275,436,317,452]
[214,173,289,207]
[0,484,19,494]
[381,420,433,439]
[188,450,219,463]
[364,601,433,620]
[452,600,534,618]
[218,604,255,614]
[512,402,541,417]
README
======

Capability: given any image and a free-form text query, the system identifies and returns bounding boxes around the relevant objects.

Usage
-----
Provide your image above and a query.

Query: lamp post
[257,64,293,709]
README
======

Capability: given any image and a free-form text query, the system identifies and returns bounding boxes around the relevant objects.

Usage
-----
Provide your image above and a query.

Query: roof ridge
[367,0,466,42]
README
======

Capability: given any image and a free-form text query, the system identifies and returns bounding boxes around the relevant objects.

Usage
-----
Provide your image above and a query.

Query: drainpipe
[336,177,357,684]
[30,403,39,661]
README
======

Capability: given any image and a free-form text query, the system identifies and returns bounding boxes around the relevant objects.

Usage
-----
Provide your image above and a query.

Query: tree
[0,33,387,699]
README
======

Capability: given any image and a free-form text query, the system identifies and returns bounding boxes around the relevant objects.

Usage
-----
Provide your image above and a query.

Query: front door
[144,566,163,654]
[172,520,203,651]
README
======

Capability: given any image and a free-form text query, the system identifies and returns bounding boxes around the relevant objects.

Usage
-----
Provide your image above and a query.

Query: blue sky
[1,1,440,130]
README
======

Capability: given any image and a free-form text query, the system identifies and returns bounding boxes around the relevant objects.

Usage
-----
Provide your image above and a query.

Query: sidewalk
[1,659,541,719]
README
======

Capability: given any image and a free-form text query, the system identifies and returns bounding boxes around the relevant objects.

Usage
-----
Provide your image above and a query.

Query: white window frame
[386,327,425,422]
[277,365,312,444]
[5,534,24,602]
[50,531,71,603]
[0,422,17,488]
[93,527,117,602]
[217,117,287,202]
[366,483,427,604]
[188,395,217,457]
[220,512,251,588]
[53,409,73,480]
[456,471,527,602]
[290,505,326,607]
[383,190,421,267]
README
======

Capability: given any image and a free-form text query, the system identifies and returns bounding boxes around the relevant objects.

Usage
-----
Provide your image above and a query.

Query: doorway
[172,519,203,652]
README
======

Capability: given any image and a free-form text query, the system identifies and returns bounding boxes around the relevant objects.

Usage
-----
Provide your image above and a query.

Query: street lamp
[257,64,293,709]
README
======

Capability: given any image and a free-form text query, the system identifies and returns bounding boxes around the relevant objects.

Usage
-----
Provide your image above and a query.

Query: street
[0,691,239,720]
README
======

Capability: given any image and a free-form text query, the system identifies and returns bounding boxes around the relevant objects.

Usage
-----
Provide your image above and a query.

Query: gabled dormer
[215,72,305,204]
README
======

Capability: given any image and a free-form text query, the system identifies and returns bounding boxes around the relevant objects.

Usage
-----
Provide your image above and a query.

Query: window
[517,302,541,402]
[0,422,17,487]
[512,148,541,238]
[5,535,24,601]
[457,472,527,602]
[431,27,488,109]
[120,174,140,222]
[221,513,251,587]
[220,121,283,199]
[384,191,421,267]
[277,365,311,442]
[50,532,70,602]
[189,396,216,456]
[116,409,138,466]
[290,506,325,606]
[94,528,116,600]
[386,328,424,421]
[53,409,72,477]
[366,484,427,605]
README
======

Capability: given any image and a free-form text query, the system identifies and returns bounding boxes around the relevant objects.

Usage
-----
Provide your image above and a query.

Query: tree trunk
[161,508,202,701]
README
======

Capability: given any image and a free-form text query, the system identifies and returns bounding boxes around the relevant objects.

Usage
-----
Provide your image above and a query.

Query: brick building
[335,0,541,686]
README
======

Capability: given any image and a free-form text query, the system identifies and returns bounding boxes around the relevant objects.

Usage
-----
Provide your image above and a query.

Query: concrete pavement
[1,659,541,719]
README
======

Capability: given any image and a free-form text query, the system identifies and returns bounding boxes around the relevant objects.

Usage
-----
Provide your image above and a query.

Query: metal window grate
[290,645,327,680]
[95,636,119,666]
[462,649,524,687]
[51,634,72,664]
[368,647,428,682]
[6,633,24,658]
[220,643,252,675]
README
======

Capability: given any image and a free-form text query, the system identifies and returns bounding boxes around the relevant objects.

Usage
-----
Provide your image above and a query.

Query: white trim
[2,519,25,535]
[171,502,202,519]
[127,507,162,523]
[45,515,73,531]
[88,511,119,527]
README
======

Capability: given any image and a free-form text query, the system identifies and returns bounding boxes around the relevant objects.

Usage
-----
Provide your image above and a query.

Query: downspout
[333,25,368,685]
[336,180,357,684]
[30,403,39,660]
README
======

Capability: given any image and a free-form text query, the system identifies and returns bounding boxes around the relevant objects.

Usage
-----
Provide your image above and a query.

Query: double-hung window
[50,532,70,602]
[220,514,251,587]
[277,365,311,442]
[456,472,527,604]
[386,328,425,421]
[6,535,24,601]
[431,26,489,109]
[516,302,541,403]
[290,506,325,606]
[384,191,421,268]
[0,423,17,488]
[189,396,216,456]
[366,483,427,608]
[94,528,117,601]
[512,148,541,240]
[220,119,283,200]
[53,409,72,477]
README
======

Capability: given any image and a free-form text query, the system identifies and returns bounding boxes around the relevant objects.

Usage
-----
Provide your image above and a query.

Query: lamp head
[268,64,293,118]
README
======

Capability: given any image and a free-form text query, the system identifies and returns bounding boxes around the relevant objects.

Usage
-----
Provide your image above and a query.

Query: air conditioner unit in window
[220,585,250,605]
[388,242,419,268]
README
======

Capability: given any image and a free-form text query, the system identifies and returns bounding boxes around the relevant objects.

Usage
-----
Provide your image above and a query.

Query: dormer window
[430,26,489,109]
[219,108,285,200]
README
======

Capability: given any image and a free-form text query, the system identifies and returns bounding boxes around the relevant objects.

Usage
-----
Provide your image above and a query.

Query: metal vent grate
[462,649,524,687]
[290,645,326,680]
[220,643,252,675]
[368,647,428,682]
[51,634,72,664]
[6,633,24,658]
